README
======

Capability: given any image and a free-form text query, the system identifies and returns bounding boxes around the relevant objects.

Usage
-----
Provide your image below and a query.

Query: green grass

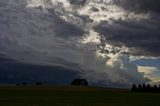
[0,86,160,106]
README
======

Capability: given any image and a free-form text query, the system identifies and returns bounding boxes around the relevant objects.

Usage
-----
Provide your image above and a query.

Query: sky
[0,0,160,88]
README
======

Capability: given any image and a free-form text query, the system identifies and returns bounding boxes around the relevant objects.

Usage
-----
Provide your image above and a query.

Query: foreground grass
[0,86,160,106]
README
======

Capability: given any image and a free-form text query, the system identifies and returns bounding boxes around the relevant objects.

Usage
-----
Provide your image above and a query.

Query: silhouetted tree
[158,85,160,92]
[142,83,147,92]
[131,83,160,93]
[71,79,88,86]
[22,82,27,86]
[131,84,137,92]
[138,84,142,92]
[153,85,158,93]
[36,82,43,86]
[146,84,151,92]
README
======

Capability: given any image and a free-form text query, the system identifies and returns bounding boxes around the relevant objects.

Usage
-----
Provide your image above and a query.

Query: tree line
[131,83,160,93]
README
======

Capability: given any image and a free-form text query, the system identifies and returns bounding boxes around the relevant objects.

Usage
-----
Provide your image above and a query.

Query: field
[0,86,160,106]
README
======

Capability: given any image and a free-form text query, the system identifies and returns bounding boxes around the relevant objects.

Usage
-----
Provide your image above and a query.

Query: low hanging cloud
[0,0,153,87]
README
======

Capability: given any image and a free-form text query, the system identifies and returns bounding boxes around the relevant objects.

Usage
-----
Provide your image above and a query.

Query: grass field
[0,86,160,106]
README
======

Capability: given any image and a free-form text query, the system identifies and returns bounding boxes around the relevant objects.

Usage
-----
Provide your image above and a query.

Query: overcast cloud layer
[0,0,160,87]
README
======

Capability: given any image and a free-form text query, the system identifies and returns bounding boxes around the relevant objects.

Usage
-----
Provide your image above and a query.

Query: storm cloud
[95,19,160,56]
[92,0,160,56]
[0,0,159,87]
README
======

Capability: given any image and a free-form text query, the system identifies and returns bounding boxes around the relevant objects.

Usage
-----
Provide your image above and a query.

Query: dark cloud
[0,57,80,85]
[0,0,85,39]
[0,0,154,87]
[46,9,85,38]
[98,0,160,56]
[95,19,160,56]
[114,0,160,13]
